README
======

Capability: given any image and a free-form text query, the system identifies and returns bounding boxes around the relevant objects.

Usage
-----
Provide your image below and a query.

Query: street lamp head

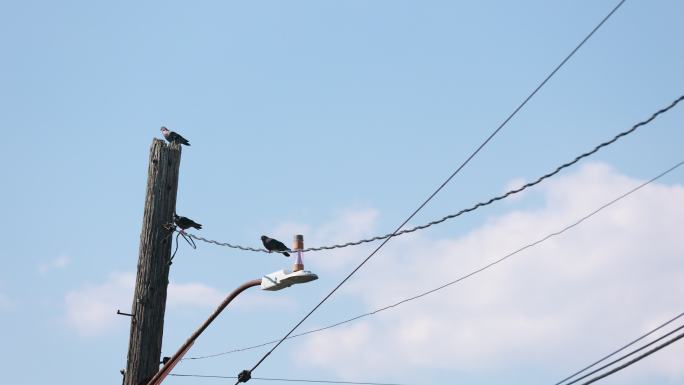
[261,268,318,291]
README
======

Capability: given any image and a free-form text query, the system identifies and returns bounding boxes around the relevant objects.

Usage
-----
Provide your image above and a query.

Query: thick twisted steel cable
[237,3,633,376]
[237,2,626,378]
[189,94,683,254]
[183,158,684,361]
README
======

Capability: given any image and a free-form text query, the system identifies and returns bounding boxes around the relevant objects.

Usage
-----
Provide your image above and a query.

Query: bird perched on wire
[261,235,291,257]
[174,214,202,233]
[161,126,190,146]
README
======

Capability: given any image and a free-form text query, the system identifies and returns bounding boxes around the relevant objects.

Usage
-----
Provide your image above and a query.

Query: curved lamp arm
[146,279,262,385]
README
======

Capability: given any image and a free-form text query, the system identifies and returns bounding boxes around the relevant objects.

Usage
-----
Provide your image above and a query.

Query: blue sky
[1,1,683,384]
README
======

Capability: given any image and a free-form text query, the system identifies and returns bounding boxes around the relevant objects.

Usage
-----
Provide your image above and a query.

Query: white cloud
[273,207,380,271]
[502,176,531,202]
[290,162,684,383]
[38,254,71,274]
[64,272,294,337]
[227,290,297,312]
[64,273,233,337]
[64,271,135,337]
[166,281,294,311]
[167,282,225,308]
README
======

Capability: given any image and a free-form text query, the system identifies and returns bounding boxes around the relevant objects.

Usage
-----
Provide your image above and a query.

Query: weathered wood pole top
[124,139,182,385]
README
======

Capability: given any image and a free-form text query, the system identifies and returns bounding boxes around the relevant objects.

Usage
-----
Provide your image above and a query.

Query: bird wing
[175,216,189,228]
[272,239,289,251]
[173,132,190,145]
[166,131,188,145]
[176,218,202,230]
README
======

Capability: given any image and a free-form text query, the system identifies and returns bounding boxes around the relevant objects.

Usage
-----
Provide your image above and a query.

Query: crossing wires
[183,157,684,361]
[189,94,684,255]
[236,1,630,382]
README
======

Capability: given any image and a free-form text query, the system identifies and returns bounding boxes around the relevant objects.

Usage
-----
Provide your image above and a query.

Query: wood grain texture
[124,139,182,385]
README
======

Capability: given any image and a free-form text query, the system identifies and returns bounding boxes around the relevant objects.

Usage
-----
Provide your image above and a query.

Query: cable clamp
[237,370,251,383]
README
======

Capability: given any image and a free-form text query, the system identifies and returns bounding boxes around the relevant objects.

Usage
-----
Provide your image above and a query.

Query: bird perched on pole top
[261,236,291,257]
[160,126,190,146]
[174,214,202,233]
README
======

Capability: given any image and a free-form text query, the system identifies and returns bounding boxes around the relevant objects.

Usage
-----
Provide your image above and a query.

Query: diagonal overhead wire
[565,323,684,384]
[555,311,684,385]
[241,2,630,379]
[189,91,683,255]
[575,328,684,385]
[183,158,684,361]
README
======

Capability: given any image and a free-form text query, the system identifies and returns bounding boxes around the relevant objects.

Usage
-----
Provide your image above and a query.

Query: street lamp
[145,235,317,385]
[262,235,318,290]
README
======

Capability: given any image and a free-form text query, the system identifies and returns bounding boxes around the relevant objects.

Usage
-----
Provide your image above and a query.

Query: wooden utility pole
[124,139,182,385]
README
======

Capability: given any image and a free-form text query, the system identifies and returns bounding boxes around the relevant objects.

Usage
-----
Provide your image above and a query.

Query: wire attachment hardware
[293,234,304,272]
[237,369,251,383]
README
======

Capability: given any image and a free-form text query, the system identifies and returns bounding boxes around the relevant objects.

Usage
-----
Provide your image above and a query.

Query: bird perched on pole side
[174,214,202,233]
[161,126,190,146]
[261,236,291,257]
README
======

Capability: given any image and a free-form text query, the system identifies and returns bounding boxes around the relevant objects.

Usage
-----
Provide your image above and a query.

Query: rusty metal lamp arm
[146,279,262,385]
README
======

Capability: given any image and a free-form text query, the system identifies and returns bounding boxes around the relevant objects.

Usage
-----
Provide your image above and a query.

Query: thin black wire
[578,329,684,385]
[565,323,684,385]
[555,311,684,385]
[241,2,629,380]
[189,91,683,256]
[170,373,408,385]
[189,0,630,256]
[181,231,197,249]
[170,232,182,263]
[185,158,684,362]
[169,230,197,263]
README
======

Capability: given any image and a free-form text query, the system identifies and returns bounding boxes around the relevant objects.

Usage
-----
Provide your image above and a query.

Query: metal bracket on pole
[117,309,135,318]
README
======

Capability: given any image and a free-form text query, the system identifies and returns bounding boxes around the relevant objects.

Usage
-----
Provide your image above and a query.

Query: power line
[184,158,684,361]
[577,329,684,385]
[555,311,684,385]
[236,0,630,379]
[174,329,684,385]
[565,323,684,385]
[189,93,684,255]
[169,373,409,385]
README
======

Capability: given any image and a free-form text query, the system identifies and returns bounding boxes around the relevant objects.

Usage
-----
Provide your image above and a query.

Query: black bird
[261,235,291,257]
[174,214,202,232]
[161,126,190,146]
